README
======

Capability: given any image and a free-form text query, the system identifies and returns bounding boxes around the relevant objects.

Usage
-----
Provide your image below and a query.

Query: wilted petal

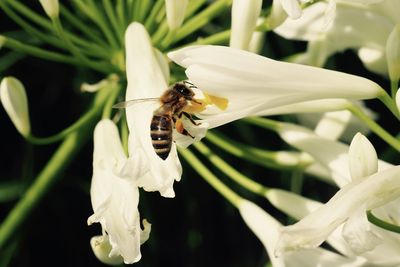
[0,77,31,137]
[230,0,262,50]
[125,22,182,197]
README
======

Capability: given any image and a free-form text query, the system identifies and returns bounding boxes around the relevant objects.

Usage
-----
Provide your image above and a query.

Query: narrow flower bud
[90,235,124,266]
[0,77,31,137]
[348,133,378,181]
[39,0,59,19]
[386,24,400,85]
[165,0,188,31]
[230,0,262,50]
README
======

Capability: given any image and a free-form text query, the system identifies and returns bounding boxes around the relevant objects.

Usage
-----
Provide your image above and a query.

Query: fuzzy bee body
[150,113,173,160]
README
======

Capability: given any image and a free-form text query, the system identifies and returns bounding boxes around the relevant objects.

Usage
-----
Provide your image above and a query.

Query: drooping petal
[230,0,262,50]
[169,45,382,128]
[0,77,31,137]
[89,119,149,264]
[125,22,182,197]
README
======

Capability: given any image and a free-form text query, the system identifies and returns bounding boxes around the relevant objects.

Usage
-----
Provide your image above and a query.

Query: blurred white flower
[275,0,400,76]
[0,77,31,137]
[386,23,400,85]
[169,45,382,128]
[87,119,151,264]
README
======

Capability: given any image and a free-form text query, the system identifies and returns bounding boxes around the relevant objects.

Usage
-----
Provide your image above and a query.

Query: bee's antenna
[183,80,196,87]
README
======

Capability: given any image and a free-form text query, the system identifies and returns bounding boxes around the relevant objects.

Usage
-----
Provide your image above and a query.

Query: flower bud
[0,77,31,137]
[266,0,288,29]
[348,133,378,181]
[165,0,188,31]
[230,0,262,50]
[39,0,59,19]
[90,235,124,266]
[386,24,400,85]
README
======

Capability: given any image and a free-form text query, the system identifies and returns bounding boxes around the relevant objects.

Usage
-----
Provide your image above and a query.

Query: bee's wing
[112,98,160,109]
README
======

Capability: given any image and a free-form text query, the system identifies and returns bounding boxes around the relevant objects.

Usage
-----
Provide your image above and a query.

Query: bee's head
[173,82,195,99]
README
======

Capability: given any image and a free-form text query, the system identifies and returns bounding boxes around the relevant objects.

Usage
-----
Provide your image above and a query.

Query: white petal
[348,133,378,181]
[90,235,124,265]
[276,165,400,254]
[267,0,288,29]
[279,0,302,19]
[165,0,188,31]
[314,110,352,140]
[125,22,182,197]
[230,0,262,50]
[0,77,31,137]
[342,206,382,254]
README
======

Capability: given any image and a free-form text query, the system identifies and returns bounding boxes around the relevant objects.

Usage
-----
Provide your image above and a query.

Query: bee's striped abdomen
[150,115,172,160]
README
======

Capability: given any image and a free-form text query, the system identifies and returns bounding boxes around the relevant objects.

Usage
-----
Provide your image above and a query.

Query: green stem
[206,131,308,170]
[6,0,52,31]
[144,0,165,33]
[348,103,400,152]
[103,0,124,47]
[0,88,109,249]
[243,117,280,131]
[377,88,400,120]
[391,80,399,99]
[172,0,232,45]
[2,37,79,65]
[116,0,128,32]
[193,142,269,196]
[188,29,230,46]
[178,147,242,207]
[367,210,400,234]
[102,84,122,119]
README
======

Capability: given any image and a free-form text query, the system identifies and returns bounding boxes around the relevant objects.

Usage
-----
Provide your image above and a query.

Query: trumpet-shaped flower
[0,77,31,137]
[276,127,400,259]
[238,199,367,267]
[275,0,400,75]
[87,119,151,264]
[169,45,382,128]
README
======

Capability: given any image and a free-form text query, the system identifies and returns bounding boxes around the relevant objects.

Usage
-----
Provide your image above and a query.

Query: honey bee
[113,81,202,160]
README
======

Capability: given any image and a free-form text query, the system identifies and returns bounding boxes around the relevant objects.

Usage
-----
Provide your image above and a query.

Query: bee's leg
[179,112,201,126]
[174,118,194,138]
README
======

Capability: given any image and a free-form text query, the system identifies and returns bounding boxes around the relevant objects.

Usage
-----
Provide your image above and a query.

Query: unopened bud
[165,0,188,31]
[0,77,31,137]
[39,0,59,19]
[348,133,377,181]
[266,0,288,29]
[386,24,400,85]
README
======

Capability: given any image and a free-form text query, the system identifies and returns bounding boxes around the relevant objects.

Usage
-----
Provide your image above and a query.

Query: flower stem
[172,0,232,45]
[193,142,269,196]
[347,103,400,152]
[367,210,400,234]
[377,88,400,119]
[187,29,230,46]
[144,0,165,33]
[243,117,280,131]
[391,80,399,99]
[0,89,109,249]
[179,147,242,207]
[102,0,124,47]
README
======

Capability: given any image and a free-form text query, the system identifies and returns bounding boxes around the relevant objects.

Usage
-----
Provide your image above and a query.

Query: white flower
[238,199,366,267]
[276,129,400,258]
[230,0,262,50]
[124,22,185,197]
[0,77,31,137]
[87,119,151,264]
[168,45,382,128]
[275,0,400,76]
[165,0,188,31]
[90,235,124,265]
[39,0,59,19]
